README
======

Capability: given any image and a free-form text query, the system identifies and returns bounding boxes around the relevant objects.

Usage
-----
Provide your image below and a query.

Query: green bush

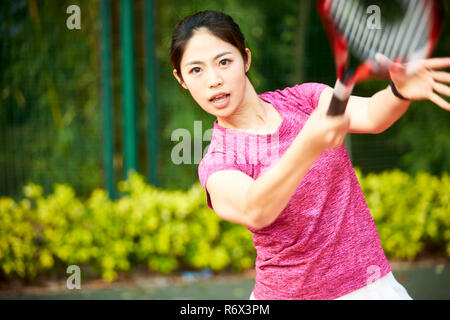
[355,168,450,260]
[0,172,255,282]
[0,170,449,282]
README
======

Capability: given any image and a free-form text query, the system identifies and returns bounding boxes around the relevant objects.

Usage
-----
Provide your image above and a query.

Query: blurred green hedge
[0,169,449,282]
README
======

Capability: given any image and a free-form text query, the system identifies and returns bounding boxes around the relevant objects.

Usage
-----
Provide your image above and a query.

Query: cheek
[190,90,206,107]
[184,81,214,112]
[228,68,247,95]
[184,80,203,101]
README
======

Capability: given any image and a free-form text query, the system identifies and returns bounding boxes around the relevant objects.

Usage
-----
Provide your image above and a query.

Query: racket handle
[327,80,352,116]
[327,94,349,116]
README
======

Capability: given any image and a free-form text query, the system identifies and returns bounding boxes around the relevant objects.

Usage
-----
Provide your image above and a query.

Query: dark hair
[169,11,248,80]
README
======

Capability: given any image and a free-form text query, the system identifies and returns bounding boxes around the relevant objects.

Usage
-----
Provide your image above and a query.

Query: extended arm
[317,57,450,134]
[318,86,410,134]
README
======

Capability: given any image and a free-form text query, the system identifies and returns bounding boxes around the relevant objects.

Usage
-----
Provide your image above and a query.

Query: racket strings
[330,0,433,64]
[397,1,422,59]
[405,1,432,60]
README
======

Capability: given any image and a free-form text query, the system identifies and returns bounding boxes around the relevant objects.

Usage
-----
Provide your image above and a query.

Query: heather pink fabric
[198,83,391,300]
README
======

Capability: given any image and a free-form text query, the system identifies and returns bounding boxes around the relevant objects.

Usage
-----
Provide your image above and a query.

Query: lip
[209,92,229,101]
[209,92,230,109]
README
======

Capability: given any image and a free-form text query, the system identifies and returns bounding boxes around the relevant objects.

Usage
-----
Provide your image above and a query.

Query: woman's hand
[376,53,450,110]
[302,105,350,153]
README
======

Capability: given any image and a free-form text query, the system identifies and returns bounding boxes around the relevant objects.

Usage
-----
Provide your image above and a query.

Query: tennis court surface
[0,262,448,300]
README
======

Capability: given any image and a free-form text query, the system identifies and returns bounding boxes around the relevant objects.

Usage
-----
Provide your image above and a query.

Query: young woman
[169,10,450,300]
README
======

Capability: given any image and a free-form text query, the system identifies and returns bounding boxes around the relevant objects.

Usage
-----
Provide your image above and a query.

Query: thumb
[374,53,393,74]
[389,61,405,75]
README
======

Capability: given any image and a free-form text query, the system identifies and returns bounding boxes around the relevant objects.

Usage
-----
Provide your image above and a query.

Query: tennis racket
[317,0,443,116]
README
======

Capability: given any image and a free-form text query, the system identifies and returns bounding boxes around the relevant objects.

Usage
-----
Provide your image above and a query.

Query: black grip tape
[327,94,349,116]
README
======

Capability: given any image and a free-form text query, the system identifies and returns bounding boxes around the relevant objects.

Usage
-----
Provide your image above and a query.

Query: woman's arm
[246,104,350,230]
[317,57,450,135]
[318,86,410,134]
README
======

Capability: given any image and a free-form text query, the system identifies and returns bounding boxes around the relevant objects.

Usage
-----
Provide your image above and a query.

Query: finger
[431,71,450,83]
[391,62,405,74]
[433,82,450,97]
[374,53,393,73]
[429,92,450,111]
[423,57,450,70]
[375,52,393,65]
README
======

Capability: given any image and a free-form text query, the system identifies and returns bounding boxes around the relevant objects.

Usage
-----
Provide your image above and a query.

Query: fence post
[144,0,160,187]
[121,0,138,178]
[100,0,116,199]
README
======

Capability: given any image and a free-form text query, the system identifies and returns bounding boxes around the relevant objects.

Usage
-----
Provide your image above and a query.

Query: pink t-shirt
[198,83,391,300]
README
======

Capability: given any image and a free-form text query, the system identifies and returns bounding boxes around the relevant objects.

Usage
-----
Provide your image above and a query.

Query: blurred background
[0,0,449,299]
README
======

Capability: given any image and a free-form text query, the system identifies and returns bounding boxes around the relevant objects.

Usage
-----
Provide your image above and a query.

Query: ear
[173,69,188,90]
[244,48,252,73]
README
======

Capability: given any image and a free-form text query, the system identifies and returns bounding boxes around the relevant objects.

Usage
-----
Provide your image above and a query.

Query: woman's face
[173,28,250,116]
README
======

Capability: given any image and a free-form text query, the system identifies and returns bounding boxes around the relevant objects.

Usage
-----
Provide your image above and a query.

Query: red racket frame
[317,0,442,89]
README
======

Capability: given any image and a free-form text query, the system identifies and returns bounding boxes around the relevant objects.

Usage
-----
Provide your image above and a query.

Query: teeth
[212,94,227,102]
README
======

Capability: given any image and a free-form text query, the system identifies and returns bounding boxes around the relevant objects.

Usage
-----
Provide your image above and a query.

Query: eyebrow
[184,51,233,68]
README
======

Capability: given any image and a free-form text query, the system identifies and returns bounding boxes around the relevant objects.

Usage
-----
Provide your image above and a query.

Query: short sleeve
[198,152,243,211]
[290,82,329,115]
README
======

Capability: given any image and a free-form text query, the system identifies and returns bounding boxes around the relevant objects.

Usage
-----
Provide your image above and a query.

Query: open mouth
[210,94,230,108]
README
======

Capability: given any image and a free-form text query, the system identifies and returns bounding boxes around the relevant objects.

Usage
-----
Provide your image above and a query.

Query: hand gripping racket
[317,0,443,116]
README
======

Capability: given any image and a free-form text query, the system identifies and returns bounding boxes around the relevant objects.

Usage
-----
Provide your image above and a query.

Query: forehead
[181,28,238,66]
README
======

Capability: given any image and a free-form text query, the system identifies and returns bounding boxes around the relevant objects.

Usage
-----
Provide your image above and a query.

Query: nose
[207,69,223,88]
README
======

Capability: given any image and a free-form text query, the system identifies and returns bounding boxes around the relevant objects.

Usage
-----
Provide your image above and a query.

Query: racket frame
[317,0,443,116]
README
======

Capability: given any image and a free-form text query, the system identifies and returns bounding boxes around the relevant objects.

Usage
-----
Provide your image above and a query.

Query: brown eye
[190,67,201,74]
[220,59,230,66]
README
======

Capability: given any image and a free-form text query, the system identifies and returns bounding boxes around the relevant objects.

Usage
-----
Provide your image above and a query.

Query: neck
[217,77,271,132]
